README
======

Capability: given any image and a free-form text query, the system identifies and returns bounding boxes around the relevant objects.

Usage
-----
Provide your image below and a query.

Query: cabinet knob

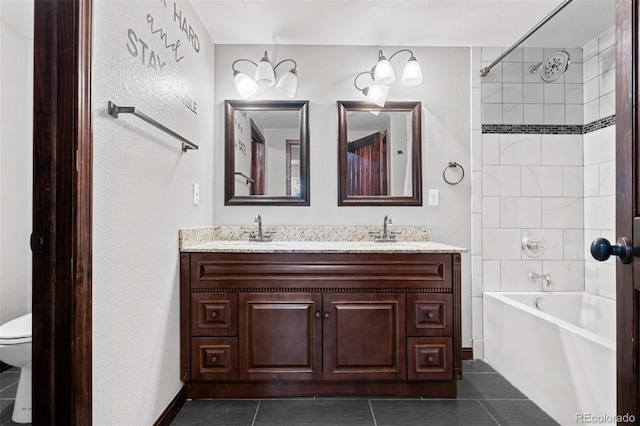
[211,311,218,319]
[315,311,321,318]
[324,312,330,318]
[211,356,218,363]
[427,312,435,319]
[427,355,435,363]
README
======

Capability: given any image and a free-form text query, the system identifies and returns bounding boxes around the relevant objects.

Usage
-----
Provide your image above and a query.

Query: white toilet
[0,313,32,424]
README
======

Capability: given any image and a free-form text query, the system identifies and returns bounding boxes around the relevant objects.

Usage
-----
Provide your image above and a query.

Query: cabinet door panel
[407,293,452,337]
[191,293,238,336]
[239,293,322,380]
[407,337,453,380]
[323,293,405,380]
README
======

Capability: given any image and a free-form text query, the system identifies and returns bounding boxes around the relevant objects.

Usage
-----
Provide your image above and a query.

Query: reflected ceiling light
[232,51,299,98]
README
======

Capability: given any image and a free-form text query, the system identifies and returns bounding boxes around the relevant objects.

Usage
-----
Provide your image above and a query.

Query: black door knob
[590,237,633,264]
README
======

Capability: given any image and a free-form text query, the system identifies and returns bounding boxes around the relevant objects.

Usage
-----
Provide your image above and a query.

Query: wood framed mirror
[337,101,422,206]
[225,100,310,205]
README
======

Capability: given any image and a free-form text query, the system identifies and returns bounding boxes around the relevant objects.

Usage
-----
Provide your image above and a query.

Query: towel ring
[443,162,464,185]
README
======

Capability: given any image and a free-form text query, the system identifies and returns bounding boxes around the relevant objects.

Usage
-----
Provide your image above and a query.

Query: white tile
[599,161,616,196]
[482,82,502,103]
[542,260,584,292]
[482,260,501,291]
[482,47,503,62]
[483,197,500,228]
[583,229,602,260]
[583,38,599,62]
[472,172,482,214]
[503,104,523,124]
[503,47,523,62]
[563,229,584,260]
[599,92,616,118]
[564,62,583,84]
[524,62,543,83]
[565,84,583,104]
[483,165,521,196]
[500,260,543,291]
[472,130,482,172]
[503,83,523,103]
[472,255,483,297]
[472,87,482,129]
[565,48,583,64]
[523,104,544,124]
[585,261,616,300]
[523,84,543,104]
[599,68,615,95]
[500,197,542,228]
[599,27,615,52]
[544,83,565,104]
[522,228,564,260]
[584,163,600,197]
[473,340,484,360]
[523,47,544,63]
[502,62,523,83]
[599,46,616,74]
[471,47,482,89]
[472,297,483,340]
[584,125,615,165]
[481,61,502,83]
[565,105,583,125]
[544,104,565,124]
[521,166,563,197]
[541,134,583,166]
[482,134,500,165]
[499,134,541,165]
[583,56,599,82]
[542,198,584,229]
[482,104,503,124]
[483,228,522,260]
[472,214,482,255]
[584,98,599,124]
[563,166,584,197]
[584,196,615,231]
[584,78,599,103]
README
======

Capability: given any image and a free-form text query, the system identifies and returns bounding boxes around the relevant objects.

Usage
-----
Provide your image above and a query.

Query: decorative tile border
[482,115,615,135]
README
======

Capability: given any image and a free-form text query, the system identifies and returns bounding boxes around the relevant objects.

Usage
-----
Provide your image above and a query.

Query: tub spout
[529,272,552,287]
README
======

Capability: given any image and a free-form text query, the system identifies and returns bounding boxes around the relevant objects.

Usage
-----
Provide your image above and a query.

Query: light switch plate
[428,189,439,206]
[193,183,200,205]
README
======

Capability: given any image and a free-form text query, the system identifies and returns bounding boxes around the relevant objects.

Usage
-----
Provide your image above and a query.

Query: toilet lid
[0,313,32,340]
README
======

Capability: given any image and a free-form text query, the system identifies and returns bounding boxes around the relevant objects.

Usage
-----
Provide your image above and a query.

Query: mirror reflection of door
[347,131,388,196]
[286,139,301,196]
[250,119,265,195]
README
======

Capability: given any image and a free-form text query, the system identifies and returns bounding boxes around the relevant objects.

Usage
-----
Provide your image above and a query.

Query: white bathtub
[484,292,616,426]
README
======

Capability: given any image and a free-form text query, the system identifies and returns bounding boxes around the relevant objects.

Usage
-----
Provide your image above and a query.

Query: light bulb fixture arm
[274,58,297,72]
[232,58,258,73]
[353,71,373,93]
[386,49,416,62]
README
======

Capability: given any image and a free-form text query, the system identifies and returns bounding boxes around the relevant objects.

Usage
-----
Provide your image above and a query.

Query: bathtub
[484,292,616,426]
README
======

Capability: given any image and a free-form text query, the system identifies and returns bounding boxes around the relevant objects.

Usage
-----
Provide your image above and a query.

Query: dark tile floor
[172,360,559,426]
[0,361,559,425]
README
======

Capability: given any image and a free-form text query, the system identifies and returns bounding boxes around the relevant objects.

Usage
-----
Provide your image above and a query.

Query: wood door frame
[32,0,93,424]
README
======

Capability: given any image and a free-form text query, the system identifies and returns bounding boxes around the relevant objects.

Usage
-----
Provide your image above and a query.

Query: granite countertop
[179,226,467,254]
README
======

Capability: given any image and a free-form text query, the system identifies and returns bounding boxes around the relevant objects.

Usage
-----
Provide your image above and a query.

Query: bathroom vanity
[179,226,465,398]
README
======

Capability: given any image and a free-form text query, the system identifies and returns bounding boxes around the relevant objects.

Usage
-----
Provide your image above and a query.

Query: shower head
[537,49,571,83]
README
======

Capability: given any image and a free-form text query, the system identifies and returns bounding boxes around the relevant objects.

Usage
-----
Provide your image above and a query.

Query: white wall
[0,0,33,325]
[214,44,472,346]
[92,1,214,423]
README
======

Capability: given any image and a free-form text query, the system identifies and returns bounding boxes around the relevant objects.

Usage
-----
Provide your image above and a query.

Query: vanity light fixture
[354,49,423,106]
[232,51,298,99]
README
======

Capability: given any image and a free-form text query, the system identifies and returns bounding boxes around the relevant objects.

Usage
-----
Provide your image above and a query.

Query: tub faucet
[529,272,552,287]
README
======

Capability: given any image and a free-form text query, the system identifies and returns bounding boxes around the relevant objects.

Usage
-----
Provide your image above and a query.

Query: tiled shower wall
[471,27,616,359]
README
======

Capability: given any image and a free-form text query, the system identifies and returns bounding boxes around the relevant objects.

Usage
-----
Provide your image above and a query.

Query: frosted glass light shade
[374,57,395,85]
[255,56,276,86]
[363,84,390,107]
[233,71,259,99]
[401,57,423,86]
[276,69,298,97]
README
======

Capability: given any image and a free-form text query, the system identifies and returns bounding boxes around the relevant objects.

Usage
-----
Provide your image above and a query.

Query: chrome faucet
[249,214,271,242]
[529,272,552,287]
[383,215,392,239]
[373,215,397,242]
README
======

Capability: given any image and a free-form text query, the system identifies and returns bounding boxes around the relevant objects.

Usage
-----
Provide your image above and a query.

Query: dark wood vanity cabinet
[180,251,462,398]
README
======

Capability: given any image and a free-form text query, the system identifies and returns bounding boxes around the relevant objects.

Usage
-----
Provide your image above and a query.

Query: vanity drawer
[191,337,238,381]
[407,337,453,380]
[191,293,238,336]
[407,294,452,336]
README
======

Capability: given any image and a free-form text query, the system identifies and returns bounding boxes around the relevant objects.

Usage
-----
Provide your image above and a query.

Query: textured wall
[92,1,214,423]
